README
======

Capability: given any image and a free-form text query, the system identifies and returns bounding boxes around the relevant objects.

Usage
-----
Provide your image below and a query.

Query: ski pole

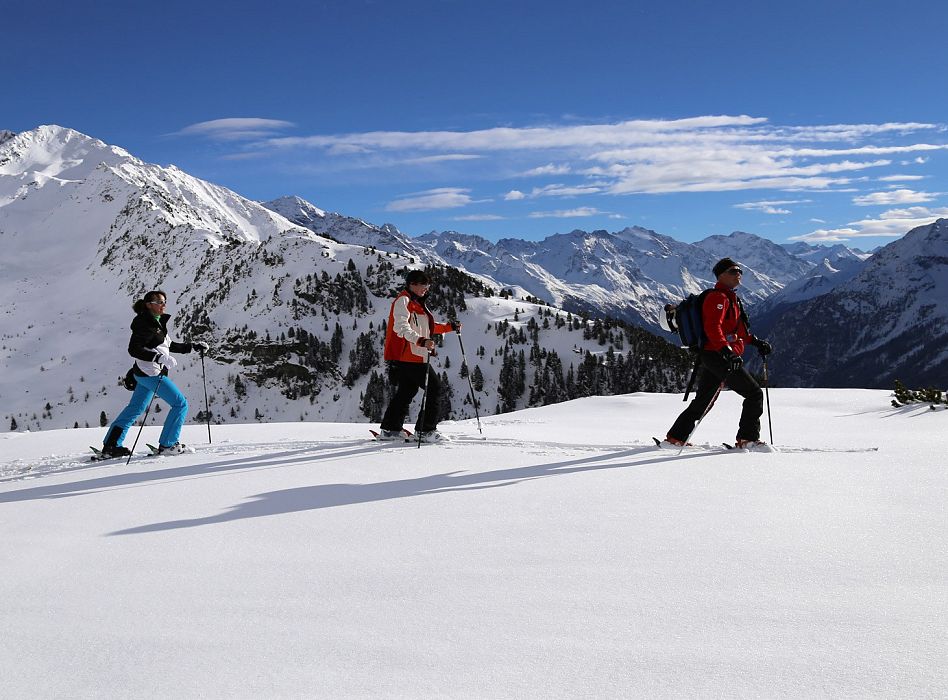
[762,357,773,444]
[455,328,483,435]
[127,374,164,465]
[199,348,212,444]
[679,380,725,456]
[416,351,432,449]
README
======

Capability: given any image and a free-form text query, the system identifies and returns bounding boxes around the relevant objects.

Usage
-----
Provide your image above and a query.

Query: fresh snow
[2,389,945,698]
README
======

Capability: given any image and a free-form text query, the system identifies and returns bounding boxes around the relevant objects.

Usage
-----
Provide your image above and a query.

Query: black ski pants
[380,360,441,432]
[667,350,763,443]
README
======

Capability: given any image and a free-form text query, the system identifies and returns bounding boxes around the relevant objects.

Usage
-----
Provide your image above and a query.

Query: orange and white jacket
[383,290,454,363]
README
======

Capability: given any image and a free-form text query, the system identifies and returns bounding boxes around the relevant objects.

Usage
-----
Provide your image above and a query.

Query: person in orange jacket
[378,270,460,442]
[664,257,772,448]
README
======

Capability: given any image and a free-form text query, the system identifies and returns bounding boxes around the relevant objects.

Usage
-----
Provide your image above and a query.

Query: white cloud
[521,163,572,176]
[878,174,925,182]
[234,115,947,200]
[386,188,474,212]
[452,214,506,221]
[852,189,938,206]
[734,199,811,214]
[403,154,484,164]
[174,118,295,141]
[527,183,603,198]
[792,206,948,242]
[528,207,604,218]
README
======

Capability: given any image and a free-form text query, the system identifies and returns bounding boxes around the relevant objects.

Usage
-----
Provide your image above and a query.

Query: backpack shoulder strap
[735,295,751,334]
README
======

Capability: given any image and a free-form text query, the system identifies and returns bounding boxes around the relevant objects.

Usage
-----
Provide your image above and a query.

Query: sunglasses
[725,268,743,275]
[147,299,167,305]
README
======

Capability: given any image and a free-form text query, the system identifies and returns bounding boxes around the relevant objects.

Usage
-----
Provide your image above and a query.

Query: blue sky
[6,0,948,247]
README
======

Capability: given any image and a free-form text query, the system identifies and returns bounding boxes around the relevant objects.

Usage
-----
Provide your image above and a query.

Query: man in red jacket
[379,270,460,442]
[664,257,773,448]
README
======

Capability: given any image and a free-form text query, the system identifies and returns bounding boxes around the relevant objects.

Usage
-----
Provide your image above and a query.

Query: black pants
[380,361,441,432]
[668,350,763,442]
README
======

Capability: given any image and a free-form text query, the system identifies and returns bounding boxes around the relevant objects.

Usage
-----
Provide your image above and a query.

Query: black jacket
[128,312,193,364]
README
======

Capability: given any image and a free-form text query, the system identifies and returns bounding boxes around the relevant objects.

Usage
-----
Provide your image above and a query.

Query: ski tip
[651,437,662,447]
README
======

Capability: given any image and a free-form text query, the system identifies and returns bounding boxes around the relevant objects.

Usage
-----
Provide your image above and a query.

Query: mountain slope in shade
[751,256,868,337]
[765,219,948,387]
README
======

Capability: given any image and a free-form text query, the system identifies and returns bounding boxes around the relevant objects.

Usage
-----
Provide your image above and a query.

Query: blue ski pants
[105,374,189,448]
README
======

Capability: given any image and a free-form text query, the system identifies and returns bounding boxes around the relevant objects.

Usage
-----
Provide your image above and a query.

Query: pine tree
[99,411,108,427]
[437,371,453,421]
[361,371,388,422]
[471,365,484,392]
[10,417,17,431]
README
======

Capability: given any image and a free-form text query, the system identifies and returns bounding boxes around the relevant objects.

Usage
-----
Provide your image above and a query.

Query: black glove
[450,321,461,332]
[720,347,743,373]
[750,336,772,357]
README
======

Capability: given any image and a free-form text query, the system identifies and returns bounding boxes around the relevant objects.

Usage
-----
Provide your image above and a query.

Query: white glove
[155,352,178,369]
[192,341,209,354]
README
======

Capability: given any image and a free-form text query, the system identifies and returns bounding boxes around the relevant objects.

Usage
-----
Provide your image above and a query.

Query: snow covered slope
[0,126,688,434]
[1,390,945,697]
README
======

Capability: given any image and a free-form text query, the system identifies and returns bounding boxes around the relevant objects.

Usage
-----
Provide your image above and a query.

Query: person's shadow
[0,440,380,504]
[109,446,705,536]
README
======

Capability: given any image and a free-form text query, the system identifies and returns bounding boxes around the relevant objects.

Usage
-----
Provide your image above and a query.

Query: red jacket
[702,282,752,355]
[383,290,453,363]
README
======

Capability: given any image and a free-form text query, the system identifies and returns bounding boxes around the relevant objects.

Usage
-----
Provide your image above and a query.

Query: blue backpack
[662,289,712,353]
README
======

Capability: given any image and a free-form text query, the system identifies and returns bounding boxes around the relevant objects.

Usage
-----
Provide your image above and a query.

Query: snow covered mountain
[694,230,814,285]
[269,194,872,333]
[262,195,419,257]
[410,226,805,328]
[782,240,871,267]
[0,126,689,434]
[765,219,948,387]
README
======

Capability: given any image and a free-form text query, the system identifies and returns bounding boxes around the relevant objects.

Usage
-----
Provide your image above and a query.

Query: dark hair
[133,289,167,314]
[405,269,431,286]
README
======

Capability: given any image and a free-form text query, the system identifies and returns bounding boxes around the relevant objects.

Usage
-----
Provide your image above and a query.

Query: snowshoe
[370,428,413,442]
[732,439,775,453]
[147,443,194,456]
[90,445,132,461]
[653,436,692,448]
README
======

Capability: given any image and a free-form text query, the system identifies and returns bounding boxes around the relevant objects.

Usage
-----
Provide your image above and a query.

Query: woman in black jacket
[100,290,207,457]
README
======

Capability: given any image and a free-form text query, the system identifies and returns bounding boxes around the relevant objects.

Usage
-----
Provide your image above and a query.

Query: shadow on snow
[107,446,708,536]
